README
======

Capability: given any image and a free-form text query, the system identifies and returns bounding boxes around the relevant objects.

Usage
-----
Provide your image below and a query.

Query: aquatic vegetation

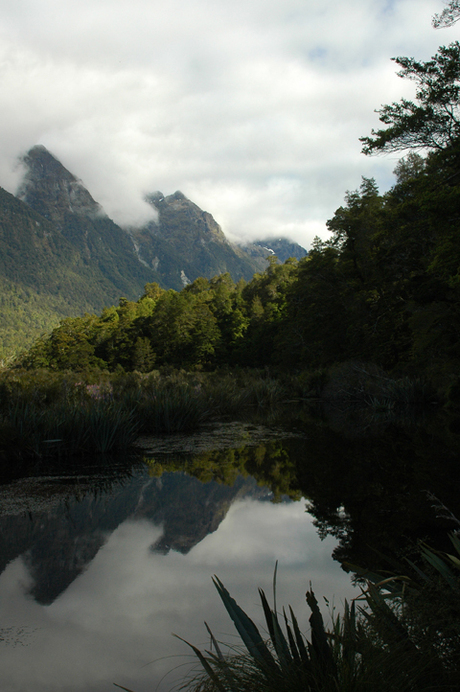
[83,400,140,453]
[2,397,140,457]
[200,370,290,418]
[0,365,440,465]
[321,362,438,412]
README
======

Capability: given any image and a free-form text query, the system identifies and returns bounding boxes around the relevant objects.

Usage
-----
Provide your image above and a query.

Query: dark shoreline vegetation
[0,365,444,466]
[3,39,460,692]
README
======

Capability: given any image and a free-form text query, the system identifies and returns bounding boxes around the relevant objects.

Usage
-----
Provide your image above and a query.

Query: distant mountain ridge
[242,237,308,264]
[0,145,307,359]
[17,144,103,221]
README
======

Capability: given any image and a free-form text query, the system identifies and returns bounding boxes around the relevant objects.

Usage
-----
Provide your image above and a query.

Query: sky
[0,0,458,248]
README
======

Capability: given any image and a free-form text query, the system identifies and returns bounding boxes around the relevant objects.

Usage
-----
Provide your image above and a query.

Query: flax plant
[181,545,460,692]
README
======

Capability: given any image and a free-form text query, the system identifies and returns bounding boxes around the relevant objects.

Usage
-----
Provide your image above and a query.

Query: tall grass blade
[362,583,417,653]
[289,606,310,667]
[306,589,337,676]
[205,622,224,661]
[345,561,413,595]
[404,558,431,584]
[174,635,227,692]
[272,559,278,615]
[212,576,277,673]
[449,532,460,557]
[259,587,277,642]
[420,545,458,588]
[283,609,301,663]
[258,589,293,671]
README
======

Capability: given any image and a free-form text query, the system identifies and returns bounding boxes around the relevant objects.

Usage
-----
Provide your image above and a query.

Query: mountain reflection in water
[1,411,458,692]
[0,423,353,692]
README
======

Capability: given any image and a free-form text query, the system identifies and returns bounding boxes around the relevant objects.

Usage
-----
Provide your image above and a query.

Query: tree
[361,42,460,154]
[132,336,156,372]
[326,177,382,283]
[393,151,426,184]
[433,0,460,28]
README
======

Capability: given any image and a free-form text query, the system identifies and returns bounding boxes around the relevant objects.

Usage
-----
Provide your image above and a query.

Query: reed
[83,400,140,453]
[3,398,139,457]
[137,384,210,434]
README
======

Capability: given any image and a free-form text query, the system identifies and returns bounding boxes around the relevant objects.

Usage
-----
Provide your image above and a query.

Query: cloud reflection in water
[0,498,355,692]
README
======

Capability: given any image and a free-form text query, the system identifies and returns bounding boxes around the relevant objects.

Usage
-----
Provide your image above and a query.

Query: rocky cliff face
[0,181,147,361]
[240,237,307,263]
[17,146,268,290]
[16,146,151,280]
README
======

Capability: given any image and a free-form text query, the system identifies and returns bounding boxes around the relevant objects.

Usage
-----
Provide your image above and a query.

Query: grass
[2,398,140,457]
[136,384,210,434]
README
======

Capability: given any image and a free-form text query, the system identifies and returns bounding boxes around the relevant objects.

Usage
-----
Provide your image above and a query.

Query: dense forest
[7,42,460,400]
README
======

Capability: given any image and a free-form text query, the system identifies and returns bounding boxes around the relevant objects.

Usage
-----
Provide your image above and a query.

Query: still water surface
[0,423,355,692]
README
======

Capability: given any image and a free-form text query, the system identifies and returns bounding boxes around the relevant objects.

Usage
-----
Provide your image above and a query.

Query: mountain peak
[241,237,307,263]
[145,191,165,206]
[17,145,103,222]
[168,190,187,202]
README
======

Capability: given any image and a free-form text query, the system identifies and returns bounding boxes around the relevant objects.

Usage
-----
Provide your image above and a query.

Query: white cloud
[0,0,452,248]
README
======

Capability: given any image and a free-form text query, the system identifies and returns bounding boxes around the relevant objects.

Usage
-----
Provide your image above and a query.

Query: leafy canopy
[361,42,460,154]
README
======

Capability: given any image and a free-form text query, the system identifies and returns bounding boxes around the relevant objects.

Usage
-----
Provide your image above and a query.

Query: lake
[0,410,458,692]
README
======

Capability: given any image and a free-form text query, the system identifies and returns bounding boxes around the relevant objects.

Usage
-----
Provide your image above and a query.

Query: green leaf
[259,587,277,643]
[420,545,458,588]
[212,576,277,673]
[283,608,301,663]
[205,621,224,661]
[289,605,310,668]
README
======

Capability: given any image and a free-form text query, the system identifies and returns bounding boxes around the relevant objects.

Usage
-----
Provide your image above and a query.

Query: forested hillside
[16,139,460,380]
[127,190,269,290]
[0,184,140,362]
[16,42,460,388]
[0,147,281,361]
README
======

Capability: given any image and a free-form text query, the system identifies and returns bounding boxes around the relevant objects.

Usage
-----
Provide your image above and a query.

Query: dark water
[0,422,352,692]
[0,412,459,692]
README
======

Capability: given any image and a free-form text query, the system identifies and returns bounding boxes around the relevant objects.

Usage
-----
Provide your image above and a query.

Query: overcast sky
[0,0,457,248]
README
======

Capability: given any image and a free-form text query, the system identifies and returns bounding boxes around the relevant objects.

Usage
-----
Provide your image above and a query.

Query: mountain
[0,183,142,361]
[127,190,267,290]
[17,145,154,296]
[240,237,307,263]
[0,145,302,360]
